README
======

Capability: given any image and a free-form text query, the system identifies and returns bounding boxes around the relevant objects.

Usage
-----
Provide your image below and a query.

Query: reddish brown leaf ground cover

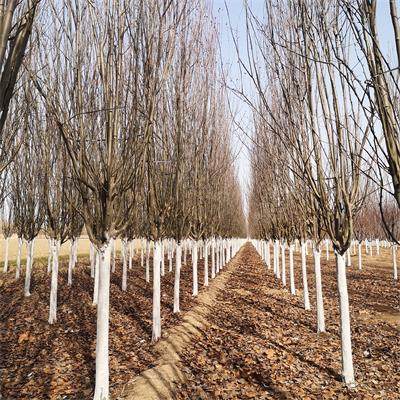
[0,253,209,399]
[175,243,400,399]
[1,243,399,399]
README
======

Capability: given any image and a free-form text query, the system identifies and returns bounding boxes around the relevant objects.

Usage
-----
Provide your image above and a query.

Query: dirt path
[119,242,399,400]
[117,250,241,400]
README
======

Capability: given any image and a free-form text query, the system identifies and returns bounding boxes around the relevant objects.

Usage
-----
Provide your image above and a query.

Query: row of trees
[243,0,400,389]
[0,1,246,399]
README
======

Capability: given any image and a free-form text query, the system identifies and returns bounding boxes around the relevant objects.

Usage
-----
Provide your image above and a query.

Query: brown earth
[1,242,399,399]
[0,250,212,399]
[173,243,400,399]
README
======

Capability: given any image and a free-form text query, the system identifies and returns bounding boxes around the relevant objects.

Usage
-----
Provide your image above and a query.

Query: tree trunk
[93,250,100,306]
[281,242,286,287]
[266,240,271,268]
[122,239,128,291]
[169,240,173,272]
[275,240,280,279]
[358,242,362,271]
[145,240,150,283]
[49,239,60,324]
[393,245,398,281]
[93,242,111,400]
[336,252,355,386]
[211,238,216,278]
[347,249,351,267]
[3,236,9,273]
[173,242,182,313]
[192,241,198,296]
[204,241,209,286]
[24,240,34,297]
[73,238,78,266]
[128,241,133,270]
[152,240,162,341]
[141,238,144,268]
[326,239,329,260]
[111,238,116,273]
[301,241,311,310]
[47,238,52,274]
[314,247,325,333]
[68,240,74,286]
[289,244,296,295]
[16,237,23,280]
[90,242,95,278]
[160,240,165,277]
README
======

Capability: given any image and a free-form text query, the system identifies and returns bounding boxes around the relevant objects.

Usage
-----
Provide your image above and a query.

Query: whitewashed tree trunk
[266,240,271,268]
[15,237,23,280]
[281,242,286,286]
[393,245,398,281]
[358,242,362,271]
[141,238,144,268]
[220,241,224,269]
[347,249,351,267]
[93,250,100,306]
[326,239,329,260]
[173,242,182,313]
[49,239,60,324]
[314,247,326,333]
[73,238,78,265]
[301,241,311,310]
[3,236,9,273]
[276,240,281,279]
[289,244,295,295]
[122,239,128,291]
[93,242,112,400]
[111,238,116,273]
[145,240,150,282]
[376,239,380,255]
[24,240,34,297]
[152,240,162,341]
[90,242,95,278]
[211,238,216,278]
[128,240,133,270]
[183,241,187,265]
[192,241,198,296]
[204,241,209,286]
[160,241,165,277]
[336,252,355,386]
[168,240,173,272]
[216,240,220,274]
[47,238,52,274]
[68,240,74,286]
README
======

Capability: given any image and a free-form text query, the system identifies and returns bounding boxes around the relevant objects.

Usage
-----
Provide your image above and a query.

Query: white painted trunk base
[336,253,355,386]
[173,243,182,313]
[314,248,325,333]
[93,243,111,400]
[152,241,162,341]
[49,240,60,324]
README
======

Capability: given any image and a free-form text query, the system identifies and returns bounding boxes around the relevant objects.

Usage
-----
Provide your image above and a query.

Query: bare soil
[174,244,400,399]
[0,251,209,399]
[1,243,399,399]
